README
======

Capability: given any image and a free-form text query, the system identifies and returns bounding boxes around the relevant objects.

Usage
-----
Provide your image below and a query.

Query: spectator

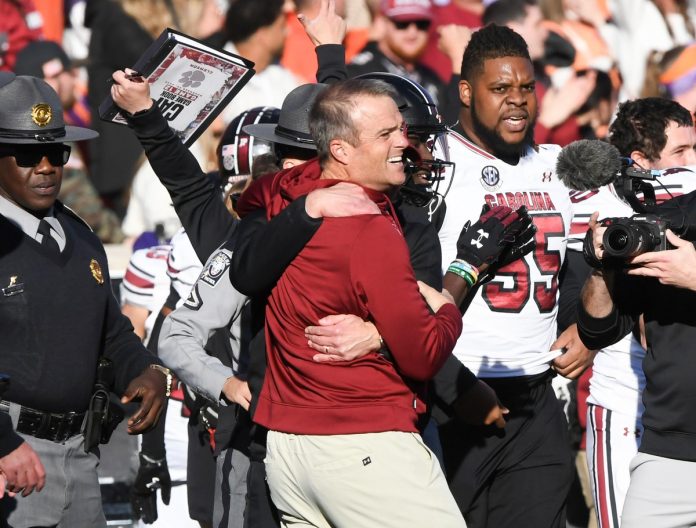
[84,0,209,215]
[0,0,43,72]
[281,0,347,82]
[643,43,696,115]
[347,0,446,110]
[422,0,483,83]
[606,0,695,100]
[210,0,301,125]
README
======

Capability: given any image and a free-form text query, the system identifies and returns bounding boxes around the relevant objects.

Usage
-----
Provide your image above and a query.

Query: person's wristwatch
[149,364,172,397]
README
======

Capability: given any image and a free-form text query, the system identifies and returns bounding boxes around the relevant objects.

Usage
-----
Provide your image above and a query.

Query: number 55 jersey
[437,132,573,378]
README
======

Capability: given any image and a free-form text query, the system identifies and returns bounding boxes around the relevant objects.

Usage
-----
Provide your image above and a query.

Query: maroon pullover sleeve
[350,216,462,380]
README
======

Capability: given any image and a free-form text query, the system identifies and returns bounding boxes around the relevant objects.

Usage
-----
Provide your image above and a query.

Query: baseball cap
[380,0,434,21]
[14,41,71,80]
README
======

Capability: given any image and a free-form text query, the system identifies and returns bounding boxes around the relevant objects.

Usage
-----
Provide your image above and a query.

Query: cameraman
[566,96,696,528]
[578,209,696,527]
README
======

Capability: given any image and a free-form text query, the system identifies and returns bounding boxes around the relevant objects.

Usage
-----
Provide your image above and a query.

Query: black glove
[130,453,171,524]
[490,208,537,270]
[456,205,536,269]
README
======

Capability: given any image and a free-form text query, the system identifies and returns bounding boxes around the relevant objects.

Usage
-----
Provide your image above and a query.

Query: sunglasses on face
[392,19,431,31]
[0,144,71,167]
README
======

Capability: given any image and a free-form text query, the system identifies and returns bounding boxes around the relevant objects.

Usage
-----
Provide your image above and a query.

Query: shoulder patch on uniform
[200,251,231,287]
[350,51,373,66]
[184,284,202,310]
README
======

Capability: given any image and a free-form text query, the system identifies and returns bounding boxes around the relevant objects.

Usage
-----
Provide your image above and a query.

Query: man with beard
[435,24,579,527]
[347,0,445,112]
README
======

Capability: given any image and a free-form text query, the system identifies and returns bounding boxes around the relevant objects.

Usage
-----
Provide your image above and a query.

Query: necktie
[37,219,60,254]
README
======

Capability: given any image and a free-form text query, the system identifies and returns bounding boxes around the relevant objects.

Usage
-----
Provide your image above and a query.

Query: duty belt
[0,400,85,443]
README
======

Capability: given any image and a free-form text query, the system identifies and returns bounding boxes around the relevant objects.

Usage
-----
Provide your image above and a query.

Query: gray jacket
[159,243,249,404]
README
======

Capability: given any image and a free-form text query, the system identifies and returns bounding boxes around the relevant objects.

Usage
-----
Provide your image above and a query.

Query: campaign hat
[0,73,98,144]
[243,83,327,151]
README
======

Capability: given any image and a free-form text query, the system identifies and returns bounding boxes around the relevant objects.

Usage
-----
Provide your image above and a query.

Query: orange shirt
[280,14,318,83]
[34,0,62,43]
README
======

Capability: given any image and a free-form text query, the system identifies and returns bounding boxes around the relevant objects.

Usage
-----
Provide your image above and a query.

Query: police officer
[0,72,169,527]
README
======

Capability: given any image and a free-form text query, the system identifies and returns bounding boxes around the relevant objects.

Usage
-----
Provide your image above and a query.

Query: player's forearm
[581,269,615,319]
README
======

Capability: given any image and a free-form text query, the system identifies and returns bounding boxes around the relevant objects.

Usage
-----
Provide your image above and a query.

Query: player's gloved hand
[456,205,536,269]
[490,207,537,270]
[130,453,171,524]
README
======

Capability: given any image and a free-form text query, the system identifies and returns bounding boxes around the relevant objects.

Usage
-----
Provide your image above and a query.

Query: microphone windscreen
[556,139,622,191]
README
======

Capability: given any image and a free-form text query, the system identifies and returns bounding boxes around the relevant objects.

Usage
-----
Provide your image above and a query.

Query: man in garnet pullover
[235,79,465,528]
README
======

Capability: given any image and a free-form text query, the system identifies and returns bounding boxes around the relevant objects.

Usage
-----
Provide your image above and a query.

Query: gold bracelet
[149,364,172,398]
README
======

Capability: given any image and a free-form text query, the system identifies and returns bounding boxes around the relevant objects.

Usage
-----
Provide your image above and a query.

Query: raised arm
[111,70,235,262]
[297,0,349,85]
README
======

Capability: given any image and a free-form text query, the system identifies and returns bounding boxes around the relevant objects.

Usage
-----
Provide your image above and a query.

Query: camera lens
[605,228,631,253]
[603,222,658,258]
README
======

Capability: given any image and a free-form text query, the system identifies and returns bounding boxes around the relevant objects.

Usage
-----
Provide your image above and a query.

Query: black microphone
[556,139,622,191]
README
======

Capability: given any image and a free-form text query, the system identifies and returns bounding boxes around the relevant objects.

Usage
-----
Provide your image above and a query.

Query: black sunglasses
[0,144,71,167]
[392,19,431,31]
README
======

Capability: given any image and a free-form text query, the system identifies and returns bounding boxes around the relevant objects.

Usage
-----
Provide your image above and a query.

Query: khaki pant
[265,430,466,528]
[622,452,696,528]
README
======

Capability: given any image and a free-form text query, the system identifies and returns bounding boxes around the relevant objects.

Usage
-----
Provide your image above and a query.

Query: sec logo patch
[480,165,502,191]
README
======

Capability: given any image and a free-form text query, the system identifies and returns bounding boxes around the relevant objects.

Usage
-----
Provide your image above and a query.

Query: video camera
[601,214,672,258]
[604,163,696,260]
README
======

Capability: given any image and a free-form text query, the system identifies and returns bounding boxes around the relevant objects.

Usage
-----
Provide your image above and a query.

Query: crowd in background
[3,0,696,527]
[3,0,696,251]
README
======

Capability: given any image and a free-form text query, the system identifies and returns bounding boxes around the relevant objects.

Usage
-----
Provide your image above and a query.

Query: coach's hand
[306,314,382,363]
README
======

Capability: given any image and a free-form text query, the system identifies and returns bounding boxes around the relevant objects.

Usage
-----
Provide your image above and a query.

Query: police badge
[90,259,105,285]
[31,103,52,127]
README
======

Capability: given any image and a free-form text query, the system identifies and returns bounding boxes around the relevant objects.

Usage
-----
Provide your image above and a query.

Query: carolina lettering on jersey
[485,191,557,211]
[436,134,573,378]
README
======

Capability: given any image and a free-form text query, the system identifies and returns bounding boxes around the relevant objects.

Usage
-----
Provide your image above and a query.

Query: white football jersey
[120,244,172,344]
[568,185,643,414]
[570,167,696,414]
[437,132,573,377]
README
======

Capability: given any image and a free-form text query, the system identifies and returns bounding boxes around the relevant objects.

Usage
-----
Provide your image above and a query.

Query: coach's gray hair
[309,79,399,166]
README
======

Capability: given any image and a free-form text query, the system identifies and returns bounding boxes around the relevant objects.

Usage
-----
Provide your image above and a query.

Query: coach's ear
[459,80,472,107]
[330,138,350,166]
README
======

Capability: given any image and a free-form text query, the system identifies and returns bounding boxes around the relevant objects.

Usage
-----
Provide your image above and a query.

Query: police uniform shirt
[0,194,66,250]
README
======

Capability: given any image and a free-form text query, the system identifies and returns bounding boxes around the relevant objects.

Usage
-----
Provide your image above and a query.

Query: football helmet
[355,72,454,212]
[217,106,281,179]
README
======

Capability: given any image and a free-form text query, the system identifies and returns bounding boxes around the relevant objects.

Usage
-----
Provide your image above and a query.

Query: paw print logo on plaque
[179,70,206,88]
